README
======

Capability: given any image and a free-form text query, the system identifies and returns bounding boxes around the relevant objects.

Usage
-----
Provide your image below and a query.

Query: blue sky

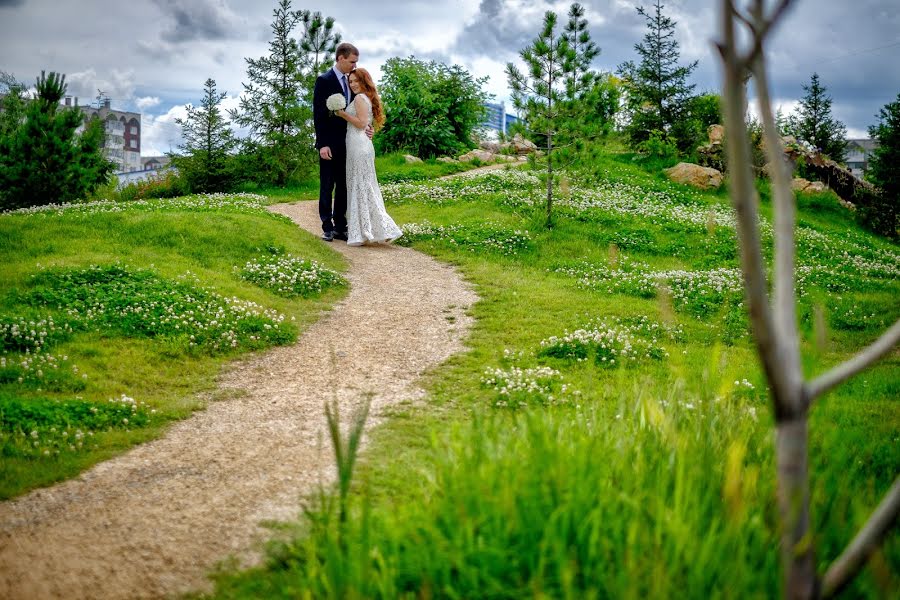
[1,0,898,155]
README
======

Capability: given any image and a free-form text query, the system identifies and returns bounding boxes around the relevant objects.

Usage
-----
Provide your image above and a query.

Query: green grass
[0,193,348,499]
[210,143,899,598]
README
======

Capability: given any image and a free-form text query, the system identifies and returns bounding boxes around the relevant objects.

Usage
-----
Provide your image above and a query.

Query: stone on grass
[663,162,723,190]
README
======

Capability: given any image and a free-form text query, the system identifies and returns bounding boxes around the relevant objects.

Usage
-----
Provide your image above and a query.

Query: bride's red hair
[350,68,385,131]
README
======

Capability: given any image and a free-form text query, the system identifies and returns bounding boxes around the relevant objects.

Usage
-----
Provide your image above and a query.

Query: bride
[335,68,403,246]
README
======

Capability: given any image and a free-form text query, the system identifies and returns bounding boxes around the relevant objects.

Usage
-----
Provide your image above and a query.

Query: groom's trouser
[318,148,348,234]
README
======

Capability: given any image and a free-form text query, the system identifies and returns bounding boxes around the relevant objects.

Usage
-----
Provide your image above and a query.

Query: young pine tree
[616,0,698,152]
[298,10,341,96]
[863,92,900,238]
[507,10,573,230]
[0,71,112,210]
[787,72,848,162]
[173,78,238,193]
[229,0,310,186]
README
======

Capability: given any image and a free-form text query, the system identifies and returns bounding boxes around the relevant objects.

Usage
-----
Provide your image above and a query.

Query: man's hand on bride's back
[365,125,374,140]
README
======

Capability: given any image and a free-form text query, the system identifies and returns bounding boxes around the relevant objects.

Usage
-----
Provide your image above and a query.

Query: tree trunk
[775,417,817,599]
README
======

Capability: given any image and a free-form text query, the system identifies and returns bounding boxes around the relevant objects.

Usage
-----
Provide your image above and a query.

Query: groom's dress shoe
[333,231,349,241]
[321,231,334,242]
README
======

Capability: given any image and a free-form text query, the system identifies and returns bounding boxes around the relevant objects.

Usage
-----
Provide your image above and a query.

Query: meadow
[1,147,897,597]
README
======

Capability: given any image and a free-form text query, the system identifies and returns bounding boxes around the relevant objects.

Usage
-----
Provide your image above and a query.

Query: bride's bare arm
[337,95,369,130]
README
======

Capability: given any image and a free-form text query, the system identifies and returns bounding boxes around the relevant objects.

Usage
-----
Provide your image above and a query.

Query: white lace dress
[345,94,403,246]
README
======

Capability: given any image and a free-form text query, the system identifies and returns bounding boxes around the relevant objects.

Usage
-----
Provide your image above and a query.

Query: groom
[313,42,360,242]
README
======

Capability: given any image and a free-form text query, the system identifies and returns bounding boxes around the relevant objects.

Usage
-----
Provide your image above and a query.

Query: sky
[1,0,898,156]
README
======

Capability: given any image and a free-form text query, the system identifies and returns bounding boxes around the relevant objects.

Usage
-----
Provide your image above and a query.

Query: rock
[708,124,725,144]
[509,133,538,155]
[792,178,826,193]
[436,156,458,163]
[458,149,496,162]
[663,162,724,190]
[479,140,500,153]
[403,154,422,163]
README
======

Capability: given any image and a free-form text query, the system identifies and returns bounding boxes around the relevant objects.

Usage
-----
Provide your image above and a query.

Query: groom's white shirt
[332,65,349,103]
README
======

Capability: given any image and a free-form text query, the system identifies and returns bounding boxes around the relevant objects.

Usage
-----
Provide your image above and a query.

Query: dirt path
[0,201,477,599]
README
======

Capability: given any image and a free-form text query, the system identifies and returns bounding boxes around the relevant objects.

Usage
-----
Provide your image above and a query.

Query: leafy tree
[616,0,698,152]
[229,0,313,186]
[507,10,571,230]
[863,92,900,238]
[172,78,239,193]
[377,56,489,159]
[786,72,848,162]
[0,71,27,139]
[0,71,112,210]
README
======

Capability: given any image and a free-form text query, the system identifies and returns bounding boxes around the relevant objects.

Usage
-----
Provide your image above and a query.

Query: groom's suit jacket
[313,69,354,152]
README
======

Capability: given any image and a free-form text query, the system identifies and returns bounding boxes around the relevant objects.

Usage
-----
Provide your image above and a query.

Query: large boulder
[663,162,724,190]
[505,133,538,155]
[707,124,725,144]
[458,149,496,162]
[403,154,422,163]
[479,140,501,153]
[436,156,459,164]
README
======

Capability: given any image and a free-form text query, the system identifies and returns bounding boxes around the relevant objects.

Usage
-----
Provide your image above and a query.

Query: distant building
[142,156,171,171]
[845,138,878,179]
[70,96,142,174]
[482,102,520,136]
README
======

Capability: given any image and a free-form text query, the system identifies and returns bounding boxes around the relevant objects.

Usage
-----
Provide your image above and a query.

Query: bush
[117,170,190,202]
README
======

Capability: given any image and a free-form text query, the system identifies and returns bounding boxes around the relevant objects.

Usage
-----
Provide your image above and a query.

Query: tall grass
[211,142,898,598]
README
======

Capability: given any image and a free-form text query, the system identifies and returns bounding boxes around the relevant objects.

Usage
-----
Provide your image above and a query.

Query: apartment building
[69,96,142,173]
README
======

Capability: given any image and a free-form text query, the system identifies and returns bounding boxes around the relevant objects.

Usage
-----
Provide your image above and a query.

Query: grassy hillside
[211,146,899,598]
[0,193,348,498]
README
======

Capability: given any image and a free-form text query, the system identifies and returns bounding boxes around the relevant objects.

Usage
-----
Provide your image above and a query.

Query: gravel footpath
[0,200,477,599]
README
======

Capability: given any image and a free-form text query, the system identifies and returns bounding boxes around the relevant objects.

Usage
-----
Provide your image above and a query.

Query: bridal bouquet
[326,93,346,114]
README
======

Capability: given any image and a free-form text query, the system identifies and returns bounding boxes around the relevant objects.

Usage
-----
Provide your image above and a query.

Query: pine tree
[506,10,572,229]
[298,10,341,94]
[173,78,238,193]
[616,0,698,151]
[0,71,112,210]
[787,72,848,162]
[229,0,310,186]
[562,3,599,101]
[863,92,900,238]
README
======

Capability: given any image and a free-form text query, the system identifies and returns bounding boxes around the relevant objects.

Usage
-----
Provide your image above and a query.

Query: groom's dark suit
[313,68,354,235]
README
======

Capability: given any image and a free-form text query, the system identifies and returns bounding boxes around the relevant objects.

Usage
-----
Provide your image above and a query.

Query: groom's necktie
[341,74,349,103]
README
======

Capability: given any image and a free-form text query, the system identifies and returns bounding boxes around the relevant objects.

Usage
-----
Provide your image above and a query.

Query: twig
[821,476,900,598]
[806,319,900,402]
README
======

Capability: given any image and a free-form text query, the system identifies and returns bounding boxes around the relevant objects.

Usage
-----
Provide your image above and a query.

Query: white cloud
[136,96,162,111]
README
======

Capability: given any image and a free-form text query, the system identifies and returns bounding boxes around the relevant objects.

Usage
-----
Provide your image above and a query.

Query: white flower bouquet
[326,93,346,114]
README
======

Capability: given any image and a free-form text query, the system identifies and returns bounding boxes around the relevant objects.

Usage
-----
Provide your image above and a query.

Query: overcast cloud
[1,0,897,155]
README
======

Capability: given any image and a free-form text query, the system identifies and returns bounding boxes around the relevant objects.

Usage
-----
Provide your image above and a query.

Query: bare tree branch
[806,319,900,402]
[821,476,900,598]
[750,51,804,413]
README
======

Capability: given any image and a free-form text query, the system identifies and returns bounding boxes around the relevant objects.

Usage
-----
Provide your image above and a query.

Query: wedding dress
[345,94,403,246]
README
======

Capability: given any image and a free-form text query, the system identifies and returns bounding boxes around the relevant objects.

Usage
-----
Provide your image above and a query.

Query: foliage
[0,71,113,210]
[506,8,571,229]
[229,0,317,186]
[297,9,341,99]
[863,92,900,239]
[171,78,240,194]
[785,72,848,163]
[115,169,190,201]
[376,56,490,159]
[616,0,699,153]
